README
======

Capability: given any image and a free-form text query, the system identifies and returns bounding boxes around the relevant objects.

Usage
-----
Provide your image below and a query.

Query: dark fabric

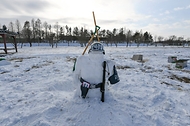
[80,84,89,98]
[72,59,76,71]
[80,78,102,89]
[80,78,102,98]
[108,65,120,84]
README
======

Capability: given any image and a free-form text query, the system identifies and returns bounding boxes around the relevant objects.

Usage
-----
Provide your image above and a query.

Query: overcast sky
[0,0,190,39]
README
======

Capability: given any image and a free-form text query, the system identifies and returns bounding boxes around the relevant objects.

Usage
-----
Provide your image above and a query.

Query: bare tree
[112,28,118,47]
[54,22,60,47]
[48,24,55,48]
[15,19,22,45]
[168,35,177,46]
[158,36,164,42]
[73,26,79,37]
[143,31,153,46]
[133,31,140,47]
[7,21,15,47]
[187,38,190,46]
[105,30,112,46]
[22,21,32,47]
[8,21,14,32]
[59,26,65,41]
[31,19,37,42]
[157,36,164,47]
[78,27,90,47]
[2,25,7,30]
[154,35,157,46]
[35,18,42,45]
[177,36,185,47]
[118,28,126,45]
[78,27,84,47]
[43,21,48,41]
[126,30,132,47]
[65,25,72,46]
[73,26,79,43]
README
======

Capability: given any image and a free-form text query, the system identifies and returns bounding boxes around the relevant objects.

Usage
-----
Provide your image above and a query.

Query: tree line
[1,18,190,47]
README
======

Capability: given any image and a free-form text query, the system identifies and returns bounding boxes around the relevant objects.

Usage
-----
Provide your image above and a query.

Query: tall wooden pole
[3,34,7,54]
[82,11,100,55]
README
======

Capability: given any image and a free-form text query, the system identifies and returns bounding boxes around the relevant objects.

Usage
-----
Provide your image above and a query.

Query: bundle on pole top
[82,11,101,55]
[92,11,100,42]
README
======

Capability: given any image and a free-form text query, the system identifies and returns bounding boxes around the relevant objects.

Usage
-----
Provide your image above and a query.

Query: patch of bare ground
[66,56,76,62]
[24,61,54,72]
[161,74,190,91]
[0,71,9,74]
[161,82,183,91]
[116,65,132,69]
[8,57,37,62]
[168,74,190,83]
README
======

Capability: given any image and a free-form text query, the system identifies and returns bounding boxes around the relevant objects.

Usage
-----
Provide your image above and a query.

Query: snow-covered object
[168,56,177,63]
[73,44,116,98]
[0,59,11,66]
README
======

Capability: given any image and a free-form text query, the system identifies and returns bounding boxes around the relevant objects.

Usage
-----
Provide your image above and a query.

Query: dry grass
[116,65,132,69]
[0,71,9,74]
[161,81,183,91]
[169,74,190,83]
[8,57,36,62]
[66,56,76,62]
[25,61,54,72]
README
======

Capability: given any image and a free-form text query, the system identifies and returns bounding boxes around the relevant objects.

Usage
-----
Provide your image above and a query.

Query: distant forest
[0,18,190,47]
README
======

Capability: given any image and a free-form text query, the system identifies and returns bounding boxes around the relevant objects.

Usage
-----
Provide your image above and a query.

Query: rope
[94,25,101,35]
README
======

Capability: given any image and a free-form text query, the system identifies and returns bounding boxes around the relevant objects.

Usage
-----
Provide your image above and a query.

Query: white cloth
[73,53,115,98]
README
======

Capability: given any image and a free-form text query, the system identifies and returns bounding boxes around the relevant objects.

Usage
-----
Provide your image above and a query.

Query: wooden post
[13,36,18,52]
[3,34,7,54]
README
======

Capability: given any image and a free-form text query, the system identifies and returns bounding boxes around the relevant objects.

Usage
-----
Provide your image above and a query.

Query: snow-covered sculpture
[73,42,120,99]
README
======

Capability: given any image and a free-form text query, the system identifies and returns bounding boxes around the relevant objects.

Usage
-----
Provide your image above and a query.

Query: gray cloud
[0,0,51,14]
[0,0,53,27]
[0,0,190,39]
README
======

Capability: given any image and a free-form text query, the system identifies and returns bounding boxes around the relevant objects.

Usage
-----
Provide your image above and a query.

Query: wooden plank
[0,47,15,50]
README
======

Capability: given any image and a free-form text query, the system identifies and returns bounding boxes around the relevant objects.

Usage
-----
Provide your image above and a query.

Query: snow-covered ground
[0,45,190,126]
